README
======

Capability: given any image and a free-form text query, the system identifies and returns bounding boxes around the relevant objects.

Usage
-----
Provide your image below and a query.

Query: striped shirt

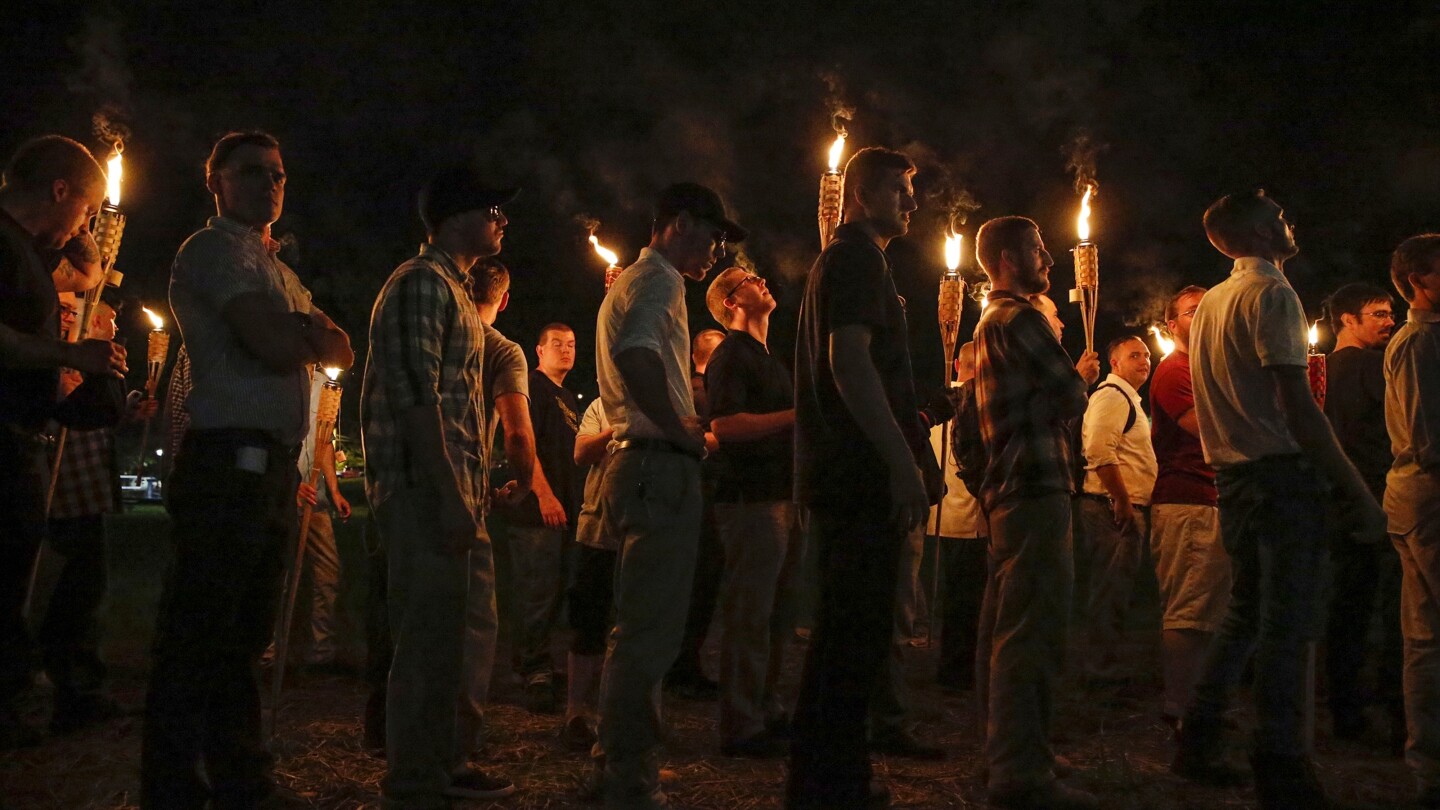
[169,216,317,445]
[974,291,1090,510]
[361,244,486,515]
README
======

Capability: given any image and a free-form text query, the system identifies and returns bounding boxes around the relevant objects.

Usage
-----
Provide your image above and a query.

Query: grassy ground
[0,492,1416,809]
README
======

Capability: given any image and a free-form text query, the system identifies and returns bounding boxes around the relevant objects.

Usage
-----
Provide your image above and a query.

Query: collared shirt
[169,216,317,445]
[1384,308,1440,534]
[1150,351,1217,506]
[794,222,925,513]
[50,427,117,519]
[596,247,695,442]
[574,398,616,550]
[164,345,193,462]
[0,207,60,432]
[1189,257,1308,468]
[706,329,794,503]
[974,291,1090,511]
[1325,346,1391,497]
[1082,373,1158,505]
[361,244,486,514]
[928,422,986,539]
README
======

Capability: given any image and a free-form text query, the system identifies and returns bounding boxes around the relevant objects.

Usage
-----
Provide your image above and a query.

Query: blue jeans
[1185,454,1326,757]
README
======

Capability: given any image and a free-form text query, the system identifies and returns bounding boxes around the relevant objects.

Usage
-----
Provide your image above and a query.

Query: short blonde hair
[705,266,750,326]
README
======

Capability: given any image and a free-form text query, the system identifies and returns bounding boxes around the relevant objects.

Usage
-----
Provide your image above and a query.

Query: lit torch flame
[589,235,619,267]
[324,366,342,382]
[105,147,124,206]
[1308,320,1319,349]
[142,306,163,330]
[1151,325,1175,358]
[827,133,847,173]
[1077,184,1094,242]
[944,231,962,272]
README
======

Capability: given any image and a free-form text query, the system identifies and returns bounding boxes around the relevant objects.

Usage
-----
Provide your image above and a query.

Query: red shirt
[1149,351,1217,506]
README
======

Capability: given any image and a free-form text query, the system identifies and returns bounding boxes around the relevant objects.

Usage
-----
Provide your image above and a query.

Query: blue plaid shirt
[361,244,486,515]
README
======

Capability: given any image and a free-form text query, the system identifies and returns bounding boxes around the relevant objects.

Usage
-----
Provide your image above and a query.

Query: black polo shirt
[794,222,924,514]
[706,330,793,503]
[0,208,60,433]
[507,369,581,526]
[1325,346,1391,497]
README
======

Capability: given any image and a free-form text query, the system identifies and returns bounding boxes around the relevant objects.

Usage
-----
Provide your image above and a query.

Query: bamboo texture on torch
[146,331,171,397]
[818,172,844,250]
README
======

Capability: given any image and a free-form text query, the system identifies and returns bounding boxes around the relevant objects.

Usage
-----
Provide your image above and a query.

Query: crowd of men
[2,131,1440,810]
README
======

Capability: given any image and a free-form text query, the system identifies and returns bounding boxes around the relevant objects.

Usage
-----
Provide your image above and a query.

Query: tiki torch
[270,366,344,734]
[134,308,170,473]
[1308,321,1326,408]
[1150,325,1176,359]
[591,235,623,291]
[818,131,846,250]
[928,231,967,645]
[1069,185,1099,354]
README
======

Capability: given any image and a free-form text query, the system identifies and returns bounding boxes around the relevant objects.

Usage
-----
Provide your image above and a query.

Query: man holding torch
[971,215,1098,810]
[144,131,353,809]
[1174,191,1383,809]
[0,135,125,750]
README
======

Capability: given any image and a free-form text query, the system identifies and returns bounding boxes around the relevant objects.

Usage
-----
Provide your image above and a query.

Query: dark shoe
[1250,750,1325,810]
[50,694,125,735]
[560,715,597,752]
[765,714,793,740]
[1171,718,1247,786]
[988,780,1099,809]
[1053,755,1076,779]
[787,781,889,809]
[255,785,314,809]
[444,767,517,800]
[871,730,946,760]
[1332,711,1368,741]
[664,671,719,701]
[525,672,559,714]
[721,732,787,759]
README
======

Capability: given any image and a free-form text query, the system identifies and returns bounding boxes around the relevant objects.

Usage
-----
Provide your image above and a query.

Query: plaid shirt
[974,291,1089,510]
[164,345,192,463]
[361,244,486,515]
[50,427,117,519]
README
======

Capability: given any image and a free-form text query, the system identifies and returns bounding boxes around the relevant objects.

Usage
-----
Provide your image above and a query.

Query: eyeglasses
[231,165,287,184]
[723,273,760,299]
[484,206,504,223]
[1361,309,1394,321]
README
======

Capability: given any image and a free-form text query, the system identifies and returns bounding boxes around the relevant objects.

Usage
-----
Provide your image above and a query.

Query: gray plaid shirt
[361,244,486,515]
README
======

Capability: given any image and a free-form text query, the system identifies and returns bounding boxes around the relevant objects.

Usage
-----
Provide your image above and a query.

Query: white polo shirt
[1082,373,1157,505]
[1189,257,1309,469]
[927,420,987,539]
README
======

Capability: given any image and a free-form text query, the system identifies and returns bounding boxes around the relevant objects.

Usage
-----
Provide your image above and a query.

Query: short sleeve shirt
[1384,310,1440,534]
[1325,346,1391,496]
[794,223,924,513]
[1149,351,1217,505]
[927,422,986,539]
[0,208,60,433]
[706,330,793,503]
[169,216,316,444]
[1189,258,1308,468]
[595,248,695,442]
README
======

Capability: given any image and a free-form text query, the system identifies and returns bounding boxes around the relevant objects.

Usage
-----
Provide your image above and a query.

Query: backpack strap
[1094,383,1137,434]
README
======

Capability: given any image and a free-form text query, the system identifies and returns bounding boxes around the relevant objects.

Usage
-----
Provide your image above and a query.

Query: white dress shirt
[1082,373,1158,505]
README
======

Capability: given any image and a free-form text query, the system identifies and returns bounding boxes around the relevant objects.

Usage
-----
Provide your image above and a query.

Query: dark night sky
[5,1,1440,422]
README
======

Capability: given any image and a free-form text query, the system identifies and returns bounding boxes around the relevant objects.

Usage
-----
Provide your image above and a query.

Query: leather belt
[614,437,703,461]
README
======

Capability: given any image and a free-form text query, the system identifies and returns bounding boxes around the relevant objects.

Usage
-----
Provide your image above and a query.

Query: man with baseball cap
[362,164,524,806]
[591,181,743,808]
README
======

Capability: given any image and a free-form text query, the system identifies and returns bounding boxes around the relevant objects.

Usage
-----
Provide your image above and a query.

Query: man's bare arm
[575,428,614,466]
[614,346,704,453]
[710,409,794,444]
[222,293,353,373]
[50,234,105,293]
[1175,407,1201,438]
[494,391,537,500]
[0,320,126,376]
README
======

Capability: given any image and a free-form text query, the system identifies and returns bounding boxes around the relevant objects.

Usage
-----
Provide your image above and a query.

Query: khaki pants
[302,509,342,665]
[979,492,1073,794]
[1077,497,1148,679]
[596,448,702,809]
[715,500,798,743]
[1394,508,1440,797]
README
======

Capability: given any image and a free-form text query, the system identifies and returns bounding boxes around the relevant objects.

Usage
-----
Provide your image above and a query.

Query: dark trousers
[364,525,391,745]
[669,486,721,681]
[938,538,988,689]
[1185,455,1326,758]
[786,508,905,808]
[40,514,109,712]
[568,544,617,656]
[141,430,299,810]
[1326,517,1404,726]
[0,431,46,717]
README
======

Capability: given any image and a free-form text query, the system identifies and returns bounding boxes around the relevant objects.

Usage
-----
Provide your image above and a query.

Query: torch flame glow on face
[589,235,619,267]
[827,134,847,173]
[944,232,962,272]
[1151,325,1175,358]
[1077,184,1094,242]
[324,366,342,381]
[142,306,163,330]
[106,149,124,206]
[1308,320,1319,347]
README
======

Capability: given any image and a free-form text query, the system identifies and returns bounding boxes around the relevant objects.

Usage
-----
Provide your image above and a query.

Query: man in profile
[1174,190,1383,810]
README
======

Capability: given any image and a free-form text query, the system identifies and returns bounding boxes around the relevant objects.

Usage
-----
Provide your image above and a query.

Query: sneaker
[720,732,787,759]
[1171,719,1248,786]
[525,672,559,714]
[664,671,719,701]
[988,780,1098,809]
[560,715,597,752]
[444,767,517,800]
[1250,750,1325,810]
[871,730,946,761]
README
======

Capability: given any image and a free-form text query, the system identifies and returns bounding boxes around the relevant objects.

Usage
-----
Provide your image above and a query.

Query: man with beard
[971,216,1099,810]
[1321,282,1403,746]
[789,146,934,809]
[148,131,353,808]
[1174,190,1384,809]
[592,182,744,809]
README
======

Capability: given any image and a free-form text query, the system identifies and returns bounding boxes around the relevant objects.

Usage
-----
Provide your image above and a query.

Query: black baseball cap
[419,164,520,233]
[653,182,747,243]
